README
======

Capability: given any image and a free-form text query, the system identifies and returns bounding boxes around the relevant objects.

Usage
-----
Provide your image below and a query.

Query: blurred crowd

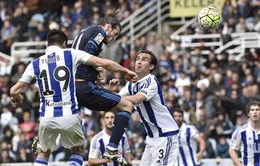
[0,0,260,164]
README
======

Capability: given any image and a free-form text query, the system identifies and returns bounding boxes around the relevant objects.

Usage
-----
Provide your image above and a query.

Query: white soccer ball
[198,6,221,29]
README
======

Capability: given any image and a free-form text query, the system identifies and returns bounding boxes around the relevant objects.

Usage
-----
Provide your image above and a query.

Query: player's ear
[104,24,112,32]
[149,64,155,71]
[62,41,67,48]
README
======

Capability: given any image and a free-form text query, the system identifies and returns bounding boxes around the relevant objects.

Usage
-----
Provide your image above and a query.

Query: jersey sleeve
[138,77,157,101]
[83,28,106,55]
[19,62,35,83]
[72,49,93,66]
[88,136,101,159]
[190,125,200,139]
[118,82,130,97]
[230,129,241,150]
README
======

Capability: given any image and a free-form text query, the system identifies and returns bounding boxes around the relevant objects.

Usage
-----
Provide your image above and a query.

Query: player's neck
[137,73,150,81]
[250,120,260,132]
[105,128,112,135]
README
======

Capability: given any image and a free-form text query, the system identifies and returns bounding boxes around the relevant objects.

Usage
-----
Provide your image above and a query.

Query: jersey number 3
[40,66,70,96]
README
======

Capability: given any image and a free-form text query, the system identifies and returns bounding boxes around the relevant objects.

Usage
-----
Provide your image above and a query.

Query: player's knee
[117,99,133,113]
[71,145,84,154]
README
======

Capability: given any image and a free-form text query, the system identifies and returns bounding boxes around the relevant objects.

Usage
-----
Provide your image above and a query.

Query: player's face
[248,105,260,122]
[135,53,153,75]
[104,26,120,44]
[173,111,184,127]
[104,112,115,129]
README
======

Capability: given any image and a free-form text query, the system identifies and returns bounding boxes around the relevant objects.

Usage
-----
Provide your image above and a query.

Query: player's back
[32,46,87,118]
[72,26,106,81]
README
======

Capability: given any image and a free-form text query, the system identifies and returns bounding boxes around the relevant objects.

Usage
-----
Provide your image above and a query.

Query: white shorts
[141,135,179,166]
[38,114,86,152]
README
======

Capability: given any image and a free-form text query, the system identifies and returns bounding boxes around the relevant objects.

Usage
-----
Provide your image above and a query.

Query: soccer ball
[198,6,221,29]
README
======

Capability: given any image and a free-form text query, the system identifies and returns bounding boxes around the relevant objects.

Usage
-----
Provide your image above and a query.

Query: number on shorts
[40,66,70,96]
[159,149,164,159]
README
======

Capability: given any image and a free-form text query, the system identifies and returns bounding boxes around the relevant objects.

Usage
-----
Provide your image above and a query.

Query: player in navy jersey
[109,50,180,166]
[10,29,137,166]
[173,109,205,166]
[71,10,137,162]
[229,101,260,166]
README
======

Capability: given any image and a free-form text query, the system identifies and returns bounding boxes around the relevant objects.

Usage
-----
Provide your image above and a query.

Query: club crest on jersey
[94,33,104,44]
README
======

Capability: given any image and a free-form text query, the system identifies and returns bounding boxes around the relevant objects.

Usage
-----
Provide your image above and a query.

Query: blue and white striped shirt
[119,74,179,138]
[19,46,92,118]
[177,123,200,166]
[89,129,130,166]
[230,122,260,166]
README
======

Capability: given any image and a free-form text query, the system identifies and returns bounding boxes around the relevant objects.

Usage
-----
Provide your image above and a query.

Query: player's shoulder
[233,123,249,134]
[91,131,104,143]
[186,124,198,131]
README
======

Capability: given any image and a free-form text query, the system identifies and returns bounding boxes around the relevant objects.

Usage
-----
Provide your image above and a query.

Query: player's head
[98,9,121,44]
[103,111,115,130]
[246,101,260,122]
[135,50,157,76]
[173,108,184,127]
[47,29,68,48]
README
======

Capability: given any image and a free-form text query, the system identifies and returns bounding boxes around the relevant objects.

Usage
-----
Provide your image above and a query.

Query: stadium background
[0,0,260,165]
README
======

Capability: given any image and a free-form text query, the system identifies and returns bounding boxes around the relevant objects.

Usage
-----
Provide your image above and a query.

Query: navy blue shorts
[76,81,121,111]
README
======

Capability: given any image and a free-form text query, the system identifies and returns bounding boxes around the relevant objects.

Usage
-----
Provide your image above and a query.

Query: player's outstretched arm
[229,148,243,166]
[87,56,138,82]
[10,81,29,106]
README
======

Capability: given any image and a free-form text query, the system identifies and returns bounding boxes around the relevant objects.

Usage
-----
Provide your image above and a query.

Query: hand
[196,152,203,161]
[11,94,23,107]
[125,70,138,82]
[109,79,120,92]
[97,71,104,80]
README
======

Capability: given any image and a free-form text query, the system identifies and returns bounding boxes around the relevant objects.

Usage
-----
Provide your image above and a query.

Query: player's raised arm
[86,56,137,82]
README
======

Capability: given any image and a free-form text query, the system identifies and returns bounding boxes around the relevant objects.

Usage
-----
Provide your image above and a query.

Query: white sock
[34,156,48,166]
[68,153,84,166]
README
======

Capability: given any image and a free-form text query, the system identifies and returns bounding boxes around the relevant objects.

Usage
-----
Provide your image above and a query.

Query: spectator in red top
[19,112,36,140]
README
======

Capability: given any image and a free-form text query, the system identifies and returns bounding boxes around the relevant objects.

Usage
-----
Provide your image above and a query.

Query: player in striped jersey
[88,111,132,166]
[71,10,137,162]
[110,50,179,166]
[9,29,137,166]
[173,109,205,166]
[229,101,260,166]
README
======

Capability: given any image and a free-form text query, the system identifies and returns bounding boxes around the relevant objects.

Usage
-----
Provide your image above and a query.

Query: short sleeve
[138,78,157,101]
[190,125,199,139]
[230,129,241,150]
[119,82,130,97]
[19,62,35,83]
[72,49,93,66]
[88,137,101,159]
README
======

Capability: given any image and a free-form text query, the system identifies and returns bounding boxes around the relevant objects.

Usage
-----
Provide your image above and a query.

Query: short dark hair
[47,29,68,46]
[136,50,157,72]
[173,108,184,116]
[98,9,121,30]
[246,100,260,113]
[103,111,115,119]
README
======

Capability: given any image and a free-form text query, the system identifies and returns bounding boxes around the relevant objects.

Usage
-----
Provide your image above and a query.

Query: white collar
[46,45,62,52]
